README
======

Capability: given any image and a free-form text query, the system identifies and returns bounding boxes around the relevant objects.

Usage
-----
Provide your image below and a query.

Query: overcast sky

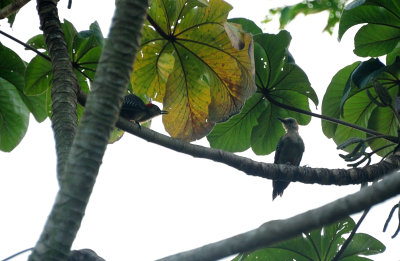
[1,0,399,260]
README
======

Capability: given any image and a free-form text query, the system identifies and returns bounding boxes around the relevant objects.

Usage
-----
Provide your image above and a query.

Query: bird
[272,117,304,200]
[119,94,168,124]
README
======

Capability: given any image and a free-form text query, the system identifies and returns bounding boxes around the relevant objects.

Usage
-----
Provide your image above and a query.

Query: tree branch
[115,117,400,185]
[0,29,51,61]
[155,169,400,261]
[0,0,31,19]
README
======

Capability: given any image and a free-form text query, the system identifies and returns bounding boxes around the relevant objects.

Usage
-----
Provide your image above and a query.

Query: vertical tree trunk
[28,0,149,260]
[36,0,79,181]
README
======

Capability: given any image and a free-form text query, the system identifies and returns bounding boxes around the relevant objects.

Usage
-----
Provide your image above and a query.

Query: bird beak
[277,117,285,122]
[161,110,168,115]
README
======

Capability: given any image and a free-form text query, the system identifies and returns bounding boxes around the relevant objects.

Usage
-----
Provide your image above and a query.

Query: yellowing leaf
[131,0,255,141]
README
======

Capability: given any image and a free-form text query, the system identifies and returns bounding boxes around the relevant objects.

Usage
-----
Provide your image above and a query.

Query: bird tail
[272,181,290,200]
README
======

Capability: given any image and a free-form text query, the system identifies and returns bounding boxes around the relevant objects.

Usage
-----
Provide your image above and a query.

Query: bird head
[146,103,168,118]
[278,117,299,132]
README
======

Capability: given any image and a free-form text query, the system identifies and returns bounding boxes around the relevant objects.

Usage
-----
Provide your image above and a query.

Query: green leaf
[62,19,79,57]
[109,128,125,144]
[322,62,360,138]
[339,0,400,57]
[0,78,30,152]
[24,55,52,95]
[228,18,263,35]
[250,103,286,155]
[207,93,267,152]
[341,233,386,258]
[26,34,46,51]
[75,46,102,81]
[354,24,400,57]
[208,30,315,155]
[134,0,255,141]
[264,0,346,35]
[273,63,318,107]
[253,31,292,87]
[338,59,384,116]
[78,21,104,47]
[334,89,376,152]
[351,59,384,89]
[232,217,385,261]
[386,43,400,65]
[251,91,311,155]
[0,43,26,90]
[0,43,47,122]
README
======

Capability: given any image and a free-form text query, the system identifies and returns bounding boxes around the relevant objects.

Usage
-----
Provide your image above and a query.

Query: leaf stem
[147,14,171,40]
[332,206,370,261]
[0,29,50,61]
[262,91,398,143]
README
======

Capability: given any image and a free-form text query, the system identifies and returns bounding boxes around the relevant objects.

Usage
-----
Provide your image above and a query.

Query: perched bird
[272,117,304,200]
[120,94,168,124]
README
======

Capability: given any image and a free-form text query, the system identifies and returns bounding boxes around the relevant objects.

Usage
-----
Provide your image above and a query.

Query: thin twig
[262,91,398,143]
[0,29,50,61]
[332,208,370,261]
[1,247,33,261]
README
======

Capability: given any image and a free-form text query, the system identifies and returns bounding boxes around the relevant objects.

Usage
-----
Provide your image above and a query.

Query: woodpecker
[272,117,304,200]
[120,94,168,124]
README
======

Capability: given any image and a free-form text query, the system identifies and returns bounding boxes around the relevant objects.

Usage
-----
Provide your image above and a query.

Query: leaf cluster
[207,19,318,155]
[233,217,385,261]
[264,0,350,34]
[322,0,400,159]
[0,19,103,151]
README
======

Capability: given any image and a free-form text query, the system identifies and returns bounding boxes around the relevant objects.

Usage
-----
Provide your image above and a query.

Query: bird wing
[274,135,285,164]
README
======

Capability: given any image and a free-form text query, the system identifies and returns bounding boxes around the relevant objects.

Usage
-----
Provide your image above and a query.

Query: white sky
[1,0,400,260]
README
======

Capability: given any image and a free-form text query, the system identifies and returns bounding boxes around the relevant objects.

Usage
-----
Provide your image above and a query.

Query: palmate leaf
[25,20,103,117]
[339,0,400,57]
[208,26,318,155]
[322,58,400,156]
[232,217,385,261]
[131,0,255,141]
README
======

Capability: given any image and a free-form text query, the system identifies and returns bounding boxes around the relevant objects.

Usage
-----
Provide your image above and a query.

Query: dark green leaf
[0,78,30,152]
[26,34,46,51]
[253,31,292,88]
[62,19,79,57]
[0,43,25,90]
[386,43,400,65]
[24,55,52,95]
[228,18,263,35]
[341,233,386,258]
[368,105,397,157]
[207,93,267,152]
[354,24,400,57]
[339,0,400,57]
[322,62,360,138]
[78,21,104,47]
[252,91,311,155]
[250,103,286,155]
[0,43,47,122]
[232,217,385,261]
[351,59,384,89]
[334,90,376,152]
[273,63,318,107]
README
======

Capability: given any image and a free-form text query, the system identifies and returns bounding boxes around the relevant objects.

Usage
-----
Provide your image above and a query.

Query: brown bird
[273,117,304,200]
